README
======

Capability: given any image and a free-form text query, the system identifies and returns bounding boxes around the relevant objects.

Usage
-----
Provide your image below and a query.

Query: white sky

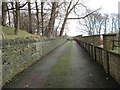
[87,0,119,14]
[67,0,120,36]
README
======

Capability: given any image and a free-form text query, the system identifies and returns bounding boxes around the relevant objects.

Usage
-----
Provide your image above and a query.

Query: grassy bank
[1,26,40,39]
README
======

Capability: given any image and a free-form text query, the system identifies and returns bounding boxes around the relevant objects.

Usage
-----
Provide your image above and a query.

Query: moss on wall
[2,38,67,85]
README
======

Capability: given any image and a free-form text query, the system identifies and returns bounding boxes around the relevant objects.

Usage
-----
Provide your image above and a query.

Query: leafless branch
[67,8,101,20]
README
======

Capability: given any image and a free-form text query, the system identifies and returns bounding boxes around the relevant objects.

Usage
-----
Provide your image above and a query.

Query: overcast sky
[87,0,119,13]
[67,0,120,36]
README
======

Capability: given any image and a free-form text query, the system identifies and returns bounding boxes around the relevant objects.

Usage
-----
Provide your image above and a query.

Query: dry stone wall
[2,38,67,85]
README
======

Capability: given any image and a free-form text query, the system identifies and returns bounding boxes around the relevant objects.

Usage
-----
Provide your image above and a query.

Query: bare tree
[41,2,44,36]
[84,14,95,35]
[2,2,7,26]
[59,1,100,36]
[35,1,40,35]
[6,3,11,26]
[46,2,58,37]
[59,1,79,36]
[76,8,101,35]
[2,1,104,37]
[110,13,118,33]
[28,1,33,34]
[15,1,20,35]
[103,14,109,34]
[11,2,16,27]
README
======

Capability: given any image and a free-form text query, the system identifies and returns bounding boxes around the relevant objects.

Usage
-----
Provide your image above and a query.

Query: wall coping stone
[2,37,65,46]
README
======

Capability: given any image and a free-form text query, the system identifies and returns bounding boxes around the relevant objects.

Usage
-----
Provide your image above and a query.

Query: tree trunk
[41,2,44,36]
[28,2,33,34]
[6,4,11,26]
[59,2,72,37]
[59,1,78,36]
[59,14,68,36]
[111,18,114,33]
[104,20,107,34]
[46,2,58,37]
[2,2,7,26]
[15,2,20,35]
[11,2,16,27]
[35,2,40,35]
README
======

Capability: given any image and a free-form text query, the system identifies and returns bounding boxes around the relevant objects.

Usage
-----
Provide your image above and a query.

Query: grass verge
[1,26,40,39]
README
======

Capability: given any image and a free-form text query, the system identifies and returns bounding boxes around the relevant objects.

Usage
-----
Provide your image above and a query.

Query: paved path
[3,41,120,88]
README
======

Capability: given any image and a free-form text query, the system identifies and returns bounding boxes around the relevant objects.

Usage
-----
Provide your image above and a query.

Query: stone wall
[93,35,101,46]
[108,51,120,83]
[74,35,100,46]
[75,38,120,84]
[103,34,117,50]
[75,34,119,50]
[2,38,67,85]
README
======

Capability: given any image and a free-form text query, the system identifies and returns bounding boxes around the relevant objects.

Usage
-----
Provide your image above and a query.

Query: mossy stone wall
[2,38,66,85]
